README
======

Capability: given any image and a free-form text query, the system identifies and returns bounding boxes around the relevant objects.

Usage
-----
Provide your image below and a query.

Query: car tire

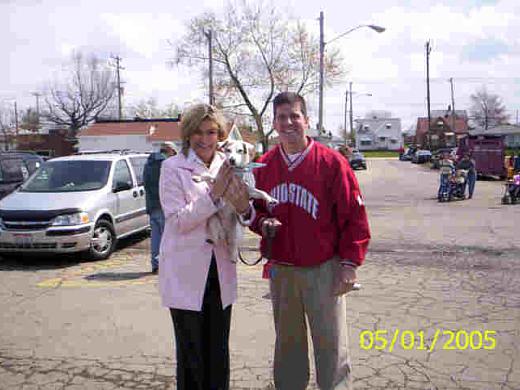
[88,219,116,260]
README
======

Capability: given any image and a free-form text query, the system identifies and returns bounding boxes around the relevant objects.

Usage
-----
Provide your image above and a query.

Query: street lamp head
[367,24,385,33]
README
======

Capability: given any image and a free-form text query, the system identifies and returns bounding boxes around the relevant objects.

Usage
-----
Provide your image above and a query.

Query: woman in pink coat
[158,103,252,390]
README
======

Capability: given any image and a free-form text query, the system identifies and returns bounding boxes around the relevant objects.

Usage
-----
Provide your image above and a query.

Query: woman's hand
[223,174,250,214]
[210,161,233,199]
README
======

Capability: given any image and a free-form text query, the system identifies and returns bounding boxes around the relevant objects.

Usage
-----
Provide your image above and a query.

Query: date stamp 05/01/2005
[359,329,497,352]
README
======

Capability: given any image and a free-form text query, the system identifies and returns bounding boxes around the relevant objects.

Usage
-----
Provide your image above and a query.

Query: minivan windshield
[20,160,111,192]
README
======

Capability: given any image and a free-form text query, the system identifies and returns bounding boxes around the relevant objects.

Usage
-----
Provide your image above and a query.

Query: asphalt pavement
[0,158,519,389]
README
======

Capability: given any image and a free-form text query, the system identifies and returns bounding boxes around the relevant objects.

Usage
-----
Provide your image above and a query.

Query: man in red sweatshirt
[249,92,371,389]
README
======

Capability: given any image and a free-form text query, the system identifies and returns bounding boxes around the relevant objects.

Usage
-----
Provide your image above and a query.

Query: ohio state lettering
[270,182,319,220]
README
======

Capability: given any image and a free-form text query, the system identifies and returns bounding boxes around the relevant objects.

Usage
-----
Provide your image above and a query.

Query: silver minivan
[0,150,150,260]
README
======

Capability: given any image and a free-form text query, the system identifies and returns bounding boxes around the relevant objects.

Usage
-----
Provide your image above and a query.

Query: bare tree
[129,98,180,119]
[20,107,40,133]
[469,86,509,130]
[43,52,117,139]
[0,104,15,151]
[170,1,344,152]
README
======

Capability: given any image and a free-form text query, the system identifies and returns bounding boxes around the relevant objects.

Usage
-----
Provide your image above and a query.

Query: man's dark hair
[273,92,307,118]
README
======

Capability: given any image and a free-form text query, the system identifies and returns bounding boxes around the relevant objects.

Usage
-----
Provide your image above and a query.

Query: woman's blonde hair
[180,104,228,157]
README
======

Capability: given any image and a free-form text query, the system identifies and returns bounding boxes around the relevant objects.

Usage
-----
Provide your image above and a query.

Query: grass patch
[505,148,520,156]
[362,150,400,158]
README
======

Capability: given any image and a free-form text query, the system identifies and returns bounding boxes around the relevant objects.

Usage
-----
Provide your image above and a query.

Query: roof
[469,124,520,136]
[80,118,182,141]
[431,109,468,119]
[416,116,469,136]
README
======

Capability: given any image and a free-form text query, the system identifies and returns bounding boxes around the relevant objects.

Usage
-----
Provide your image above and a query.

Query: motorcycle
[501,174,520,205]
[438,169,468,202]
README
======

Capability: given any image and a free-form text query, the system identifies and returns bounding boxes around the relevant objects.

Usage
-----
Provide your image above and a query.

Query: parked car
[430,148,457,169]
[399,147,417,161]
[411,150,432,164]
[349,151,367,170]
[0,150,150,260]
[0,152,45,200]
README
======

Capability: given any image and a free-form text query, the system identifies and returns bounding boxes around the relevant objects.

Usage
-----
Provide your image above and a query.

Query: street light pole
[349,81,353,138]
[344,89,348,144]
[317,12,385,134]
[318,12,325,133]
[204,29,214,106]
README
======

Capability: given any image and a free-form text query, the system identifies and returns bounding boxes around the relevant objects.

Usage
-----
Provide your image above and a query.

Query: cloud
[462,38,512,62]
[100,13,184,59]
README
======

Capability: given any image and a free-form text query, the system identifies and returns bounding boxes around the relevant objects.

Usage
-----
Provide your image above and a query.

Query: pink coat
[158,150,237,311]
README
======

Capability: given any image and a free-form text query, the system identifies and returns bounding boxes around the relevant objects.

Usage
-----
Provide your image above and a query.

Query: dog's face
[218,140,255,168]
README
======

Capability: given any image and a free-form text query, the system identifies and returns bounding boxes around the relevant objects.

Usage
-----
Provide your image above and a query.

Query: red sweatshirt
[250,138,371,274]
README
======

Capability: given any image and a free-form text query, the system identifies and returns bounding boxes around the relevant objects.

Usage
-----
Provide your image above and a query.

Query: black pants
[170,255,232,390]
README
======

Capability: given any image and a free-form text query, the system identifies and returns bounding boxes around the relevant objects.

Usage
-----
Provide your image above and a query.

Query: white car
[0,150,150,260]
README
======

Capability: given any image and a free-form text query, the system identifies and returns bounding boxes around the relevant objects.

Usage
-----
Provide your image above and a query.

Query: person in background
[143,141,177,274]
[456,152,477,199]
[249,92,371,390]
[159,103,252,390]
[438,152,455,198]
[398,145,405,159]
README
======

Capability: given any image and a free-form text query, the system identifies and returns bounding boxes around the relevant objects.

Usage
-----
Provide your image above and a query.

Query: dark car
[411,150,432,164]
[0,152,45,199]
[399,147,417,161]
[349,151,367,170]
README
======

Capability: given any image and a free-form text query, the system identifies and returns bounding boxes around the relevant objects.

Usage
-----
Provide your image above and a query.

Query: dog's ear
[217,140,229,151]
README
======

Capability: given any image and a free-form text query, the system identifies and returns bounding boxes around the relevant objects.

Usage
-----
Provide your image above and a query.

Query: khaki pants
[269,259,352,390]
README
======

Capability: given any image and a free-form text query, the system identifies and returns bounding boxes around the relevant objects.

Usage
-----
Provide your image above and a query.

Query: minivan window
[25,158,42,174]
[21,160,111,192]
[112,160,133,189]
[129,156,147,186]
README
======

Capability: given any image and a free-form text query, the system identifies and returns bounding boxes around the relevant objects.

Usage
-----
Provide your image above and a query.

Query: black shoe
[151,267,158,275]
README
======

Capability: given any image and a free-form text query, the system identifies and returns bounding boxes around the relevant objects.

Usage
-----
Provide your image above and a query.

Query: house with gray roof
[469,124,520,148]
[354,115,402,151]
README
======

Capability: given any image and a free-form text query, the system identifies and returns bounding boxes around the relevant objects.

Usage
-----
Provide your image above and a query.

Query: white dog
[192,139,278,262]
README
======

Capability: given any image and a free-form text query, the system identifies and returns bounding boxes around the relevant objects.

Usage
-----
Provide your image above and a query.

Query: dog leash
[237,225,276,266]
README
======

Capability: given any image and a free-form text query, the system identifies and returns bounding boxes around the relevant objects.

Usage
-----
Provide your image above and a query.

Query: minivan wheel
[88,220,116,260]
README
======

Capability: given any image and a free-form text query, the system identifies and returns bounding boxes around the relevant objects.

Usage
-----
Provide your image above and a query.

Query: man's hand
[333,264,357,296]
[261,218,282,238]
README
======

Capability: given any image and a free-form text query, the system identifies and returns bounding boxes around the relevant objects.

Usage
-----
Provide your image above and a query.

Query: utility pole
[318,11,325,133]
[14,101,19,136]
[449,77,456,138]
[31,92,41,120]
[344,89,348,145]
[111,55,124,120]
[349,81,353,140]
[425,40,432,149]
[516,109,518,125]
[204,29,214,106]
[31,92,41,131]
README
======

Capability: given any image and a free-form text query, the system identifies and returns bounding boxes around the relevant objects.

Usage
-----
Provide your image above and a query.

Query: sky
[3,0,520,137]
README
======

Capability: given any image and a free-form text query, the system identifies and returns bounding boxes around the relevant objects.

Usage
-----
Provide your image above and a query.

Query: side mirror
[113,181,132,192]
